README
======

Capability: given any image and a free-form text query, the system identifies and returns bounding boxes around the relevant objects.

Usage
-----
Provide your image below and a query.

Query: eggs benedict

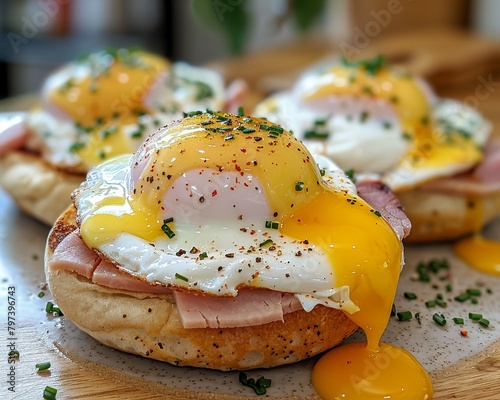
[0,48,229,224]
[45,112,432,398]
[255,55,500,243]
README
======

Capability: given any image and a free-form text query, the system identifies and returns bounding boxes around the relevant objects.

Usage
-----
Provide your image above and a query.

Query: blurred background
[1,0,500,106]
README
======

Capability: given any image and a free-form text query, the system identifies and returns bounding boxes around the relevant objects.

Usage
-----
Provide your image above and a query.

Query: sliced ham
[173,289,301,329]
[356,180,412,241]
[0,113,29,156]
[419,138,500,195]
[48,231,101,279]
[92,260,172,294]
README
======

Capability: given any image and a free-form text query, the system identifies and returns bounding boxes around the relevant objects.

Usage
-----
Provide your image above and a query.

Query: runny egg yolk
[453,198,500,276]
[79,112,432,399]
[303,60,482,185]
[48,49,169,167]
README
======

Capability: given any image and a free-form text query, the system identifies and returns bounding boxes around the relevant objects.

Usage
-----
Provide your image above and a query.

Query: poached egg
[73,111,432,399]
[25,48,225,172]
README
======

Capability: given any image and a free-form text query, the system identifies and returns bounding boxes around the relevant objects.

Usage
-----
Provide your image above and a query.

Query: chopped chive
[445,283,453,292]
[239,371,271,395]
[466,288,481,296]
[69,142,86,153]
[161,220,175,239]
[486,288,492,294]
[259,239,274,248]
[237,106,244,116]
[344,168,355,182]
[417,262,430,282]
[243,117,253,123]
[432,313,446,326]
[38,291,45,298]
[265,220,279,229]
[236,125,246,131]
[242,128,255,133]
[304,130,329,139]
[164,217,174,223]
[52,307,64,316]
[43,386,57,400]
[397,311,412,321]
[131,131,142,139]
[471,297,479,305]
[45,302,54,313]
[268,131,279,138]
[314,119,327,126]
[453,317,464,324]
[295,181,304,191]
[373,210,382,217]
[454,293,470,302]
[469,312,482,321]
[36,362,51,371]
[259,124,269,130]
[188,111,203,117]
[404,292,417,300]
[201,120,213,126]
[391,303,396,316]
[199,252,208,260]
[435,299,447,308]
[425,300,436,308]
[175,273,188,282]
[224,133,235,141]
[478,318,490,327]
[8,350,19,358]
[415,312,421,325]
[319,169,326,176]
[269,125,283,134]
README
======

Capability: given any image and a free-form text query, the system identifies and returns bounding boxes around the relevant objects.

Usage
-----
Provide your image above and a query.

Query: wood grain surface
[2,27,500,399]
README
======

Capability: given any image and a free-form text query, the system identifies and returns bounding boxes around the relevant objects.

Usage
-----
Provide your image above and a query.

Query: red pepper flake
[211,190,217,197]
[460,330,468,337]
[240,148,247,153]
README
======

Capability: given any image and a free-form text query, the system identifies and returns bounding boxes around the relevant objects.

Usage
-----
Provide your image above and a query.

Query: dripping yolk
[451,196,500,276]
[47,49,169,167]
[302,60,483,187]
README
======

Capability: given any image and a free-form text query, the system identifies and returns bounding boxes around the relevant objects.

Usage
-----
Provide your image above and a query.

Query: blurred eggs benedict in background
[45,111,432,398]
[255,55,500,249]
[0,48,237,224]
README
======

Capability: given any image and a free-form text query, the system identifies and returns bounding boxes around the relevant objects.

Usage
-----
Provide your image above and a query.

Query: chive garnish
[199,252,208,260]
[453,317,464,324]
[468,312,482,321]
[415,312,421,325]
[478,318,490,327]
[43,386,57,400]
[435,299,447,308]
[373,210,382,217]
[259,239,273,248]
[243,117,253,123]
[304,130,329,139]
[432,313,446,326]
[161,219,175,239]
[242,128,255,133]
[69,142,86,153]
[45,302,54,313]
[269,125,283,134]
[217,115,229,122]
[164,217,174,223]
[36,362,51,371]
[344,169,355,182]
[131,131,142,139]
[295,181,304,191]
[265,221,279,229]
[237,106,244,116]
[8,350,19,358]
[425,300,436,308]
[397,311,412,321]
[445,283,453,292]
[188,111,203,117]
[319,169,326,176]
[239,372,271,395]
[52,307,64,316]
[201,120,213,126]
[38,291,45,298]
[224,133,234,141]
[404,292,417,300]
[471,297,478,305]
[175,273,188,282]
[466,288,481,296]
[391,304,396,316]
[259,124,269,130]
[454,293,470,302]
